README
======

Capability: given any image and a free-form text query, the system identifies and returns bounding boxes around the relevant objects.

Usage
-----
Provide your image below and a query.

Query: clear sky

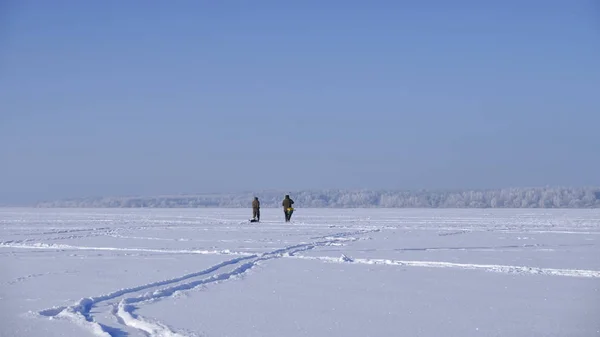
[1,0,599,203]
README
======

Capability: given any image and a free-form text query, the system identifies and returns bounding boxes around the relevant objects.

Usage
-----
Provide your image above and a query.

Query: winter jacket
[282,196,294,209]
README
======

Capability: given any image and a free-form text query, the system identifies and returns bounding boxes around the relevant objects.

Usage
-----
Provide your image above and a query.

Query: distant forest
[34,187,600,208]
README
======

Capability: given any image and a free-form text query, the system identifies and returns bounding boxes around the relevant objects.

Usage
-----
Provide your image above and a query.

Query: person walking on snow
[252,197,260,222]
[282,194,294,222]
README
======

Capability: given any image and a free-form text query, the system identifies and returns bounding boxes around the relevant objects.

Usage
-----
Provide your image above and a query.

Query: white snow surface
[1,207,599,337]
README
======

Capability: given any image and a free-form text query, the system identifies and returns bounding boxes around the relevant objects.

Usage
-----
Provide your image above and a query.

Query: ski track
[438,230,470,237]
[387,226,600,235]
[0,232,110,244]
[309,228,380,240]
[289,255,600,278]
[34,230,371,337]
[0,241,253,257]
[108,234,193,242]
[3,270,79,286]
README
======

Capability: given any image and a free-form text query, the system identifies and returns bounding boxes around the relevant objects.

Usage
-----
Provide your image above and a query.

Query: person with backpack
[251,197,260,222]
[282,194,294,222]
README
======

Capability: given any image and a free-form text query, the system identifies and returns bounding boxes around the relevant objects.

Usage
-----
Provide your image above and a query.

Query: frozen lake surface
[1,208,599,336]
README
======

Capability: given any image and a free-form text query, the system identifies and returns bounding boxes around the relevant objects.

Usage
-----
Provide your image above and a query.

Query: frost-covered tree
[33,187,600,208]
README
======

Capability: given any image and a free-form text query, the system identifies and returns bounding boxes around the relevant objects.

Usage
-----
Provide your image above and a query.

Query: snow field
[0,207,599,337]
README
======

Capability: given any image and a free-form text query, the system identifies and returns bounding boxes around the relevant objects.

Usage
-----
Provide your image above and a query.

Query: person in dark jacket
[252,197,260,221]
[282,194,294,222]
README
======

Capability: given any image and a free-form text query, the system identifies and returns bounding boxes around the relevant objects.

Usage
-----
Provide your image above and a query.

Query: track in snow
[34,229,379,337]
[0,241,252,257]
[290,255,600,278]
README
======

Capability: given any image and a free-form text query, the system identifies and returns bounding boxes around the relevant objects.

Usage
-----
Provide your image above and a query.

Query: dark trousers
[253,208,260,220]
[284,208,293,222]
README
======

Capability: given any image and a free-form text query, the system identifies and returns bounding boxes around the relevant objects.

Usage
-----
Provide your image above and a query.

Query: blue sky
[1,0,599,203]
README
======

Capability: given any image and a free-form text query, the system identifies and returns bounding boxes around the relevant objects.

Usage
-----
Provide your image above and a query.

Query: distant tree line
[33,187,600,208]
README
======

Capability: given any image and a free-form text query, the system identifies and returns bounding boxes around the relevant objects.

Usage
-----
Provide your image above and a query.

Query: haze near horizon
[1,1,599,204]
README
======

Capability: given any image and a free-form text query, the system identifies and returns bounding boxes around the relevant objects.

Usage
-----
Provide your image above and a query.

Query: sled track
[290,255,600,278]
[34,229,379,337]
[0,241,252,257]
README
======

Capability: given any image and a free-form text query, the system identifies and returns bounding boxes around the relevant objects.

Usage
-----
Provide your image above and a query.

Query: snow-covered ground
[1,208,599,337]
